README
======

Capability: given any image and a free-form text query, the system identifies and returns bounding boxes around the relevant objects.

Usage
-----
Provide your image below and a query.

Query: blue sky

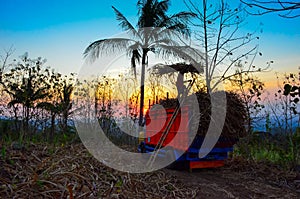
[0,0,300,87]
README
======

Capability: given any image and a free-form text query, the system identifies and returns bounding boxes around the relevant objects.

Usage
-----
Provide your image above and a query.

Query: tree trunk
[62,110,68,132]
[138,49,147,126]
[24,105,30,138]
[202,0,211,93]
[50,113,55,142]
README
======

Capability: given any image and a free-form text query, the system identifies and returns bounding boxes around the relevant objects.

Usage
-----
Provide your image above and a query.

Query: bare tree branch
[0,46,15,83]
[241,0,300,18]
[185,0,266,92]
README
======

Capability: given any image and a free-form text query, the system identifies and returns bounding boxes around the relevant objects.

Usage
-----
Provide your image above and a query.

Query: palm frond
[154,0,170,21]
[61,83,74,103]
[137,0,146,13]
[84,38,135,62]
[112,6,138,37]
[156,0,169,13]
[32,87,49,101]
[150,38,181,48]
[155,44,205,73]
[166,23,191,38]
[157,11,196,37]
[148,27,183,43]
[8,99,22,107]
[131,49,141,79]
[138,0,170,27]
[170,11,197,22]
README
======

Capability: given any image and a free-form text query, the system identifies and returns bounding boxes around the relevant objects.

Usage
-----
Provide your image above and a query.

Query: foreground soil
[0,143,299,198]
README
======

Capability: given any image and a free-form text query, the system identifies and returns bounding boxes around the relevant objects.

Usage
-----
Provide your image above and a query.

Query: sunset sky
[1,0,299,92]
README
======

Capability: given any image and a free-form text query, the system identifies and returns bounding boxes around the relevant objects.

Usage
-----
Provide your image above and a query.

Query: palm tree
[4,57,50,137]
[84,0,195,126]
[37,74,74,141]
[60,80,74,132]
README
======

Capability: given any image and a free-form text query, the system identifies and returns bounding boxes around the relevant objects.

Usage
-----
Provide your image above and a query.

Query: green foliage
[1,146,6,159]
[265,113,271,133]
[235,131,300,169]
[36,180,44,188]
[115,179,123,188]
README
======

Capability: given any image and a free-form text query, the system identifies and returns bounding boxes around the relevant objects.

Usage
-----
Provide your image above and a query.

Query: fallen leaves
[0,143,197,198]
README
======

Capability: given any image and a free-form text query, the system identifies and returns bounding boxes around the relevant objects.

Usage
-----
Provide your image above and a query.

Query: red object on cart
[145,106,190,151]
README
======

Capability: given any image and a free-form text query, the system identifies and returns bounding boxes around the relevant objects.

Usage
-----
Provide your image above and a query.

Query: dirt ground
[0,143,299,198]
[164,166,299,198]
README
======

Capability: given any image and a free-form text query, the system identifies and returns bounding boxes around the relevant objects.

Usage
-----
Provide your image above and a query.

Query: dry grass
[0,143,198,198]
[0,143,299,198]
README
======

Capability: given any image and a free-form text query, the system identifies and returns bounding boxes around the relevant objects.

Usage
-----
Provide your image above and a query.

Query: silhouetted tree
[2,53,50,138]
[84,0,195,126]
